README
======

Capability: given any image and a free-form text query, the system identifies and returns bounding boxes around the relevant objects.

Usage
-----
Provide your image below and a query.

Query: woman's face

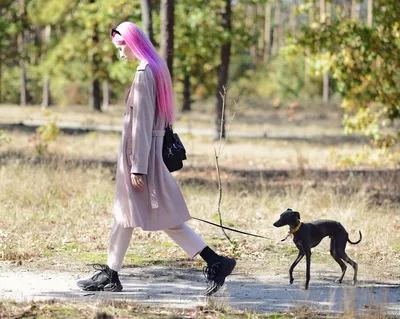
[114,44,135,62]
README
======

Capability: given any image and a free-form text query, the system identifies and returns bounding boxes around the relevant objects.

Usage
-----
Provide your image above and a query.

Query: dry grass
[0,299,246,319]
[0,135,399,275]
[0,104,399,317]
[0,300,397,318]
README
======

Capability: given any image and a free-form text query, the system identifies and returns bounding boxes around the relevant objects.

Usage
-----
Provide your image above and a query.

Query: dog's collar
[280,222,302,242]
[290,222,302,234]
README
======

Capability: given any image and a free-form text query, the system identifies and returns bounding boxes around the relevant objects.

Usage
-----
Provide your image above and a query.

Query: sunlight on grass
[0,104,399,280]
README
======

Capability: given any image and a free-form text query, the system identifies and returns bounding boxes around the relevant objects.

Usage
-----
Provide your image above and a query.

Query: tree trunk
[263,2,272,61]
[343,0,351,18]
[140,0,156,46]
[351,0,359,19]
[320,0,326,22]
[305,4,314,87]
[181,74,191,112]
[0,59,2,103]
[103,81,111,109]
[367,0,373,26]
[271,0,281,56]
[326,2,331,24]
[90,0,101,111]
[42,25,52,107]
[257,3,264,62]
[18,32,28,106]
[320,0,329,105]
[0,8,2,103]
[160,0,174,79]
[42,74,52,107]
[248,5,257,63]
[289,5,296,36]
[215,0,231,139]
[278,10,285,48]
[90,79,101,111]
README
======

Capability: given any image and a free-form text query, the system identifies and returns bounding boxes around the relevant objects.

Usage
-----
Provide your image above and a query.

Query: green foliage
[29,110,60,155]
[0,67,20,103]
[174,1,224,98]
[0,130,12,145]
[230,51,322,103]
[330,145,400,168]
[294,0,400,147]
[173,0,256,101]
[0,0,141,105]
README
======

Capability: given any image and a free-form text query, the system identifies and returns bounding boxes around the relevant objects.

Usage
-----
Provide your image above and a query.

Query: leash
[192,217,272,240]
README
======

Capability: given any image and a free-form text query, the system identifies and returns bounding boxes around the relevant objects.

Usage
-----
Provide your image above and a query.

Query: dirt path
[1,265,399,316]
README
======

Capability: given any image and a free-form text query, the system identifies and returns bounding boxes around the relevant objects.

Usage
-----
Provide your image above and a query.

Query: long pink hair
[111,22,174,125]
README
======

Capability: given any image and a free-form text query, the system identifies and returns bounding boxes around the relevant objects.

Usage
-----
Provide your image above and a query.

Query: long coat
[112,60,191,230]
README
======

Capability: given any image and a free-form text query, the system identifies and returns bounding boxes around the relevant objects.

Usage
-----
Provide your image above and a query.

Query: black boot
[76,264,123,292]
[200,247,236,296]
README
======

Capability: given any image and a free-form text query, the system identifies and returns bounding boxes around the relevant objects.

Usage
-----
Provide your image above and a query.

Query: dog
[273,208,362,290]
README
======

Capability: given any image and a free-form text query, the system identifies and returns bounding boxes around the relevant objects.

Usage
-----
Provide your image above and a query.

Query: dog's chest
[292,236,304,248]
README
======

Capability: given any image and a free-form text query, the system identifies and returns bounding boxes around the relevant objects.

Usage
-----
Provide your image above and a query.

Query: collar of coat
[137,60,148,71]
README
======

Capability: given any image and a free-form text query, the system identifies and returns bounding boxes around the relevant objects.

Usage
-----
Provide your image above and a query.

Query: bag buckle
[167,147,174,157]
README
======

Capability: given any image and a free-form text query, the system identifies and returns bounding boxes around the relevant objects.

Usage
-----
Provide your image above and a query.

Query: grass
[0,100,353,136]
[1,155,399,271]
[0,300,396,318]
[0,104,399,268]
[0,104,399,317]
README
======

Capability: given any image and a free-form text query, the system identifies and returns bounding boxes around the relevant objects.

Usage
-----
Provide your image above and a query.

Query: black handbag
[162,126,187,172]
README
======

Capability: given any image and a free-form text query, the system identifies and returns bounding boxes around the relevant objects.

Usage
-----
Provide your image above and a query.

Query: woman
[77,22,236,296]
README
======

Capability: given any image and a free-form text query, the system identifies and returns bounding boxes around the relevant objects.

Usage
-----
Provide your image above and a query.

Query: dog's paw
[335,278,342,284]
[289,278,294,284]
[352,279,357,286]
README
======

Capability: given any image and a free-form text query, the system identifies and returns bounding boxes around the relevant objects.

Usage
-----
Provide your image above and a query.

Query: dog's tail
[348,231,362,245]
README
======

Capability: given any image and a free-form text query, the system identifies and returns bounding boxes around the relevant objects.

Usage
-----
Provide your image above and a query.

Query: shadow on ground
[1,266,399,316]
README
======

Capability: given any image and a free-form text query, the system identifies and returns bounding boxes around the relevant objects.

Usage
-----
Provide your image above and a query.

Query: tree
[14,0,32,106]
[320,0,329,105]
[294,0,400,147]
[264,1,272,61]
[174,0,225,112]
[140,0,155,46]
[89,0,101,112]
[160,0,174,79]
[215,0,232,139]
[41,25,52,107]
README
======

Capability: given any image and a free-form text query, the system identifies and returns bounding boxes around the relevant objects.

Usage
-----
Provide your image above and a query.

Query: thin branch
[214,147,233,245]
[217,86,226,156]
[214,86,238,247]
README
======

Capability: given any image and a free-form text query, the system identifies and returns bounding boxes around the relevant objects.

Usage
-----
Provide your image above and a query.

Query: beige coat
[112,60,191,230]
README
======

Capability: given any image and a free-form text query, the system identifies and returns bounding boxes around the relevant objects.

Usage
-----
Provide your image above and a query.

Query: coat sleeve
[129,67,156,175]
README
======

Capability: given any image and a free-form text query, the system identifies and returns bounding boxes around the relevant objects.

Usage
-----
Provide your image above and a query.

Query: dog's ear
[294,211,301,220]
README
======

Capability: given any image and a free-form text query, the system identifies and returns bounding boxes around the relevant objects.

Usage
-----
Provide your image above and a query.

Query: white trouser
[107,220,207,272]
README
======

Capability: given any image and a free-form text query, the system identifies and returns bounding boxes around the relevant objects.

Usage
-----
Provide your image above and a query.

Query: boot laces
[90,264,110,280]
[203,262,220,282]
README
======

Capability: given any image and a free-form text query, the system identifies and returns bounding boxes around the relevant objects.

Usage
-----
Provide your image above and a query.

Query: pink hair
[111,22,174,125]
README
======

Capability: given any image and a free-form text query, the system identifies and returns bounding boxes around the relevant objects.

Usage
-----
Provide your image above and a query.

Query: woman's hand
[131,173,145,191]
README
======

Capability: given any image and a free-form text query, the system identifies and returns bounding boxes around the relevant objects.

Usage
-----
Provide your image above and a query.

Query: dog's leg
[305,249,311,290]
[330,238,347,283]
[337,250,358,285]
[336,236,358,285]
[289,251,304,284]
